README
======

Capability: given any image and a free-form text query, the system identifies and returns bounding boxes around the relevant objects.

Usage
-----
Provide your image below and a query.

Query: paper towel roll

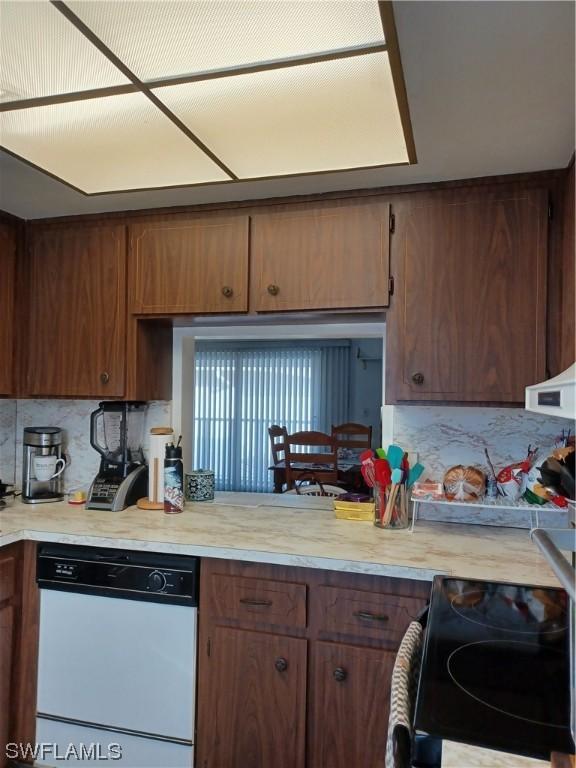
[148,427,174,503]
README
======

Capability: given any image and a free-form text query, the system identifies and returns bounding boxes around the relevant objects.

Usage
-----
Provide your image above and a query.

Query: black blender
[86,402,148,511]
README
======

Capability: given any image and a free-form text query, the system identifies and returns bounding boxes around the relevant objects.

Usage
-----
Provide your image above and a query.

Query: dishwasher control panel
[37,544,199,606]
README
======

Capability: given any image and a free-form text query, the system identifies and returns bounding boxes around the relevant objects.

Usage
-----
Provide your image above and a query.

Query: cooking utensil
[374,459,392,523]
[383,467,403,525]
[407,463,425,487]
[359,450,376,488]
[386,444,404,471]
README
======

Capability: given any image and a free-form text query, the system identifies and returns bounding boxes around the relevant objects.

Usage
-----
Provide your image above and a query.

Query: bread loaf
[443,465,486,501]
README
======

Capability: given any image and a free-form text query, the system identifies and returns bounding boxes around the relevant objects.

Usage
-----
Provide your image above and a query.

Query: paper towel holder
[137,426,174,511]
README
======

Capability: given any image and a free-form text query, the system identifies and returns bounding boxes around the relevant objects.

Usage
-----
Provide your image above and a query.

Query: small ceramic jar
[185,469,215,502]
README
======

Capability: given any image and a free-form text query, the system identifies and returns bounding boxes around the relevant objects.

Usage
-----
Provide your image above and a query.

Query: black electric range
[414,576,575,760]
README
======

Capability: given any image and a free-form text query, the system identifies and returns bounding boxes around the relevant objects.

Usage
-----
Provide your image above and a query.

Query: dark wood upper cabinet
[23,223,127,397]
[197,626,307,768]
[386,186,548,403]
[0,219,17,396]
[250,201,391,312]
[308,641,395,768]
[129,215,249,314]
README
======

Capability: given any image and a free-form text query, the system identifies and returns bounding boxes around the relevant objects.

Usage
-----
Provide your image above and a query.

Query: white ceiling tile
[0,92,229,193]
[0,0,130,102]
[66,0,385,80]
[155,52,408,178]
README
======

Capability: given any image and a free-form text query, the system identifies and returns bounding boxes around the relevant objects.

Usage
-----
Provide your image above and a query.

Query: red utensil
[360,450,376,488]
[374,459,392,523]
[401,453,410,476]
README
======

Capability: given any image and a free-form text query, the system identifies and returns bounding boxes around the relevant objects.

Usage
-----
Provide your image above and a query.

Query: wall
[1,400,171,492]
[393,405,571,528]
[349,339,383,447]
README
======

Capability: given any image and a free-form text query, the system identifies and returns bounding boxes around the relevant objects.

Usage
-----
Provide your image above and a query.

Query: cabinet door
[0,220,17,395]
[197,627,306,768]
[24,224,126,397]
[0,604,14,768]
[387,187,548,402]
[309,641,395,768]
[250,201,391,312]
[129,215,249,314]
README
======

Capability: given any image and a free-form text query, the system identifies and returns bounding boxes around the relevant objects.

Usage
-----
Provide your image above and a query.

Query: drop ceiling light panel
[0,0,414,192]
[66,0,385,80]
[156,52,408,179]
[0,0,130,102]
[0,92,228,193]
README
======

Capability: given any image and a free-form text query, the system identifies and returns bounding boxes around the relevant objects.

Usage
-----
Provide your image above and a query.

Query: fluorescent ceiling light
[0,0,416,194]
[0,0,130,102]
[156,52,408,178]
[0,92,228,193]
[66,0,386,80]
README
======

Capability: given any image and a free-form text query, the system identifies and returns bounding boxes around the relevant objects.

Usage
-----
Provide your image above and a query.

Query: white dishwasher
[36,544,198,767]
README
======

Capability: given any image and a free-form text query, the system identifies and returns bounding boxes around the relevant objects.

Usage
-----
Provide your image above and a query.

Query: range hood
[525,364,575,419]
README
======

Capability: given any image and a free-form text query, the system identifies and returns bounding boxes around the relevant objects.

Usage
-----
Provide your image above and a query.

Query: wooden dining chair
[284,430,339,490]
[268,425,288,465]
[331,422,373,452]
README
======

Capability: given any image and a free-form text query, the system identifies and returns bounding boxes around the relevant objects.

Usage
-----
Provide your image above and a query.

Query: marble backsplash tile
[393,406,572,528]
[2,397,572,529]
[7,400,172,492]
[0,400,17,484]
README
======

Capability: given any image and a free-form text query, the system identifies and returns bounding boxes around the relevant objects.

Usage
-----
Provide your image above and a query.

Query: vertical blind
[193,342,350,492]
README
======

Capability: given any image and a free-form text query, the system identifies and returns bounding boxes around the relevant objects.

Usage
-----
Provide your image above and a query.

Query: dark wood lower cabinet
[0,542,39,767]
[0,604,14,768]
[197,558,430,768]
[309,641,395,768]
[198,627,306,768]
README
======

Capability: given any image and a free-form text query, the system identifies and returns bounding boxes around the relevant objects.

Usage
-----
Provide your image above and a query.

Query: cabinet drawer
[0,556,16,604]
[315,585,424,645]
[209,574,307,629]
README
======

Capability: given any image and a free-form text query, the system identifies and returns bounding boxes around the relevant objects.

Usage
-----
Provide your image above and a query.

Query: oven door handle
[531,528,576,602]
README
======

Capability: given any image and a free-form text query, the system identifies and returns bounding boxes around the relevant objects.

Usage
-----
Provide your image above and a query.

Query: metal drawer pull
[275,657,288,673]
[239,598,273,607]
[411,372,425,385]
[267,284,280,296]
[354,610,389,622]
[333,667,347,682]
[100,372,110,384]
[221,286,234,298]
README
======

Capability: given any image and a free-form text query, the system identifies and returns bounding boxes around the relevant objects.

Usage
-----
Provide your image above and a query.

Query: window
[193,341,350,492]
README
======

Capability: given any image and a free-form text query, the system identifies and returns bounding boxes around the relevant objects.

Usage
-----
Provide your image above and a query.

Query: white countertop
[442,742,548,767]
[0,492,559,585]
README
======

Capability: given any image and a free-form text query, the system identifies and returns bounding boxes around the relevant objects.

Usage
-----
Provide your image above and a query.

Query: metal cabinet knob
[221,286,234,298]
[411,372,425,385]
[100,372,110,385]
[275,657,288,673]
[267,284,280,296]
[333,667,347,683]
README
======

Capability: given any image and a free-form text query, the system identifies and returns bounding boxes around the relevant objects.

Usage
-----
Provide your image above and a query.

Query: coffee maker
[86,401,148,511]
[22,427,66,504]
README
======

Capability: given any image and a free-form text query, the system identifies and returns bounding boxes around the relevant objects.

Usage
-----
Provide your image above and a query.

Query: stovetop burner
[448,640,569,728]
[449,586,568,634]
[414,576,574,759]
